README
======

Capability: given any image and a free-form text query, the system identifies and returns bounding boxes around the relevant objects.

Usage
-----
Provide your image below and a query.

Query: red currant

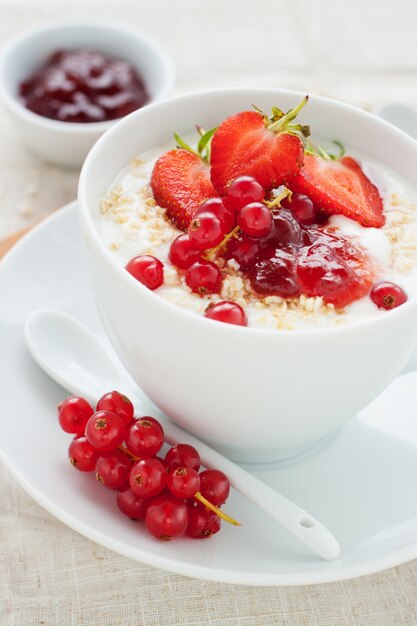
[125,255,163,290]
[185,260,222,294]
[238,202,272,238]
[226,235,259,268]
[225,176,264,212]
[125,417,164,458]
[249,247,300,298]
[197,198,236,232]
[145,494,188,541]
[169,234,201,269]
[282,193,320,225]
[370,281,408,310]
[188,211,225,250]
[58,396,94,435]
[85,410,126,452]
[130,458,167,498]
[68,436,99,472]
[96,391,134,427]
[164,444,201,472]
[167,467,200,499]
[186,506,221,539]
[204,301,247,326]
[117,486,149,520]
[199,469,230,505]
[95,449,131,489]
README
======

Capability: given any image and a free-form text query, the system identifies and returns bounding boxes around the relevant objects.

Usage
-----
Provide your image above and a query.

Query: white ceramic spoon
[24,308,341,561]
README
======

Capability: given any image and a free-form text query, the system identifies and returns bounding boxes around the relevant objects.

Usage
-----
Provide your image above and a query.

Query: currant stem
[204,225,240,261]
[265,186,292,209]
[194,492,241,526]
[118,445,139,461]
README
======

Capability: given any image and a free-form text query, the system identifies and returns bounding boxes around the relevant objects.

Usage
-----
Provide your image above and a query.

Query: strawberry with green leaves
[290,143,385,228]
[151,129,217,230]
[210,97,310,195]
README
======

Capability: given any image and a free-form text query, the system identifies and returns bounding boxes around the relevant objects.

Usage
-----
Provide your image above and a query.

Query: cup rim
[79,86,417,337]
[0,17,176,134]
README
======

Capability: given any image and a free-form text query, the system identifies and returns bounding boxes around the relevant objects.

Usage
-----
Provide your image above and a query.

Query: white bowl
[0,19,175,168]
[79,88,417,463]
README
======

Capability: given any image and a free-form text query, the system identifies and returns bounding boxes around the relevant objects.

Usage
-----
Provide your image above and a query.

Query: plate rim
[1,202,417,586]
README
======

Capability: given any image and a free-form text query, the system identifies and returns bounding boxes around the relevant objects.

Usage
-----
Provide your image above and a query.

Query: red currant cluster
[58,391,239,541]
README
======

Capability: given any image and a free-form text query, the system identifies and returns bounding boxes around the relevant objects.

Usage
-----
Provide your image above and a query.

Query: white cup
[79,88,417,463]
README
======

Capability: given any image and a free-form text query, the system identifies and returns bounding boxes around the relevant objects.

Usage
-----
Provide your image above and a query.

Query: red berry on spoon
[68,436,99,472]
[164,444,201,472]
[204,301,247,326]
[186,506,221,539]
[58,396,94,435]
[199,469,230,506]
[117,487,149,520]
[370,281,407,310]
[85,410,126,452]
[125,417,164,458]
[167,467,201,499]
[95,449,131,489]
[130,458,167,498]
[96,390,134,427]
[125,254,163,290]
[145,494,189,541]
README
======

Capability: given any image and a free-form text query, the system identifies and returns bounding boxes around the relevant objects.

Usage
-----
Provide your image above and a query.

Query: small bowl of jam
[0,19,175,167]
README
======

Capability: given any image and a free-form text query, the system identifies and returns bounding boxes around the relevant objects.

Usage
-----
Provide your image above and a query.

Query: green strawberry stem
[267,96,310,140]
[305,140,345,161]
[174,126,216,163]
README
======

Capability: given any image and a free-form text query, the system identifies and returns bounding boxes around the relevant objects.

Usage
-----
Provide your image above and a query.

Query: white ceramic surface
[25,308,341,561]
[79,88,417,463]
[2,203,417,585]
[0,19,175,167]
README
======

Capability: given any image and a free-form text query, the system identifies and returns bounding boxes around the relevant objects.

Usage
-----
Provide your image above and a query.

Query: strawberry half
[151,130,217,230]
[290,153,385,228]
[210,97,310,195]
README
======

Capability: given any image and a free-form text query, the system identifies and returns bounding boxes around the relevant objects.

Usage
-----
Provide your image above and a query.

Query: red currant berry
[58,396,94,435]
[185,260,222,294]
[85,410,126,452]
[68,436,99,472]
[117,486,149,520]
[226,235,259,269]
[130,458,167,498]
[167,467,200,499]
[164,444,201,472]
[95,449,131,489]
[199,469,230,505]
[204,301,247,326]
[125,255,163,290]
[238,202,272,238]
[188,211,225,250]
[282,193,319,225]
[168,234,201,269]
[370,281,408,310]
[125,417,164,458]
[197,198,236,233]
[225,176,264,212]
[96,391,134,427]
[145,494,188,541]
[186,506,221,538]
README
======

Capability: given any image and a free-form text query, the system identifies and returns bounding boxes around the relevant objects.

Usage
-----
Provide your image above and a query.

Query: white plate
[2,202,417,586]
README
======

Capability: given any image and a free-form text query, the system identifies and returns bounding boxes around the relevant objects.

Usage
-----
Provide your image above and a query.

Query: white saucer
[2,202,417,586]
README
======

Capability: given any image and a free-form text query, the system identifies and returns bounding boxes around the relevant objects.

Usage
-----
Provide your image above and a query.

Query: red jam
[227,207,375,308]
[20,49,149,123]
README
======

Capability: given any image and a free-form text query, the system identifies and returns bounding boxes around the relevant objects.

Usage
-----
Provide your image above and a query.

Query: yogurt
[97,139,417,330]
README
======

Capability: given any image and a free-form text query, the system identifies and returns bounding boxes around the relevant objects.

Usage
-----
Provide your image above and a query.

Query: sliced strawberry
[210,98,310,195]
[290,154,385,228]
[151,149,217,230]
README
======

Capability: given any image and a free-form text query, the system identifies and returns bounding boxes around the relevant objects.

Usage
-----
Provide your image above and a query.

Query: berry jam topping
[20,49,149,123]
